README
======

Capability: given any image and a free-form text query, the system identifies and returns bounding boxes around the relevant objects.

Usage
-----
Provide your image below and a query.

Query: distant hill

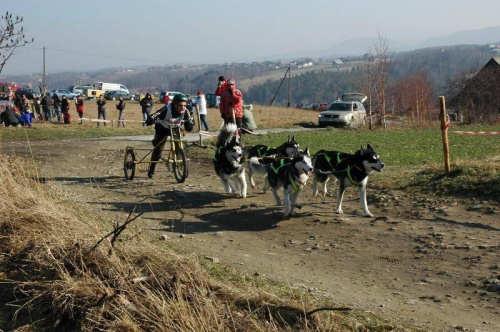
[416,26,500,48]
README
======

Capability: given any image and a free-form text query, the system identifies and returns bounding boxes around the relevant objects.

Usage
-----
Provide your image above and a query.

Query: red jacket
[220,87,243,119]
[215,81,228,97]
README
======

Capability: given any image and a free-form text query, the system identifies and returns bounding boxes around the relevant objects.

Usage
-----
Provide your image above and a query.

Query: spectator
[96,95,107,126]
[195,90,209,131]
[219,78,243,128]
[75,95,84,124]
[33,96,42,120]
[0,105,19,127]
[215,75,227,97]
[18,110,33,127]
[146,94,191,179]
[41,93,53,121]
[116,96,126,127]
[52,93,62,123]
[61,95,71,124]
[20,95,30,114]
[140,93,154,127]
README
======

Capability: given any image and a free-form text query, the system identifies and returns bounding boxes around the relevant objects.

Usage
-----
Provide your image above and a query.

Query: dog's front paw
[364,212,374,218]
[335,209,344,215]
[289,210,296,216]
[283,208,291,217]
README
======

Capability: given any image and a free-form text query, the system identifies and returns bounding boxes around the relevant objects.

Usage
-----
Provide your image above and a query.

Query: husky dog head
[358,144,385,173]
[225,135,243,166]
[284,134,301,157]
[293,146,313,177]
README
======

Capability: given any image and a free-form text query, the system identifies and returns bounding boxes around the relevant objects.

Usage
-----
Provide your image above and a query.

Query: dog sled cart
[123,123,188,182]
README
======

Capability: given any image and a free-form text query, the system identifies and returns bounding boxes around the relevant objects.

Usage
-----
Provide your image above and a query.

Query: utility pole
[42,46,46,94]
[250,76,253,104]
[287,63,291,107]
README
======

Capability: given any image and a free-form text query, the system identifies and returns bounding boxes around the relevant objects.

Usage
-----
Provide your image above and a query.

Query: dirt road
[3,136,499,332]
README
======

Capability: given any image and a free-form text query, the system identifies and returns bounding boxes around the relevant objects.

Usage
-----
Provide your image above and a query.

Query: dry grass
[43,101,318,130]
[0,156,406,331]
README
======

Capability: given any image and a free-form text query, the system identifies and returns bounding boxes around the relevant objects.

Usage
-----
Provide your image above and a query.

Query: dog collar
[213,147,222,161]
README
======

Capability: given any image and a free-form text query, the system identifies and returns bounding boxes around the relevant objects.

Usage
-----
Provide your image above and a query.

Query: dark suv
[15,88,41,100]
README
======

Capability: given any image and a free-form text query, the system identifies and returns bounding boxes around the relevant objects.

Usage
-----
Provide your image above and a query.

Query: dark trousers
[148,132,170,175]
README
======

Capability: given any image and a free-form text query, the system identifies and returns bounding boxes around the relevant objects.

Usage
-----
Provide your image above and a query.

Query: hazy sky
[2,0,500,75]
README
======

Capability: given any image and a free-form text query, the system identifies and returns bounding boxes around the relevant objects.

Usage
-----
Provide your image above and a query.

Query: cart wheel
[172,147,188,183]
[124,149,136,180]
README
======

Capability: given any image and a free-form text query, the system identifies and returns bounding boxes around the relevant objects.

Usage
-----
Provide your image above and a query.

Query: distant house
[452,57,500,123]
[333,59,344,66]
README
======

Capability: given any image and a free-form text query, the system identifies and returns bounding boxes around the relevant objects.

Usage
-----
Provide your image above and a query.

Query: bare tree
[372,33,392,128]
[389,70,435,124]
[0,11,33,74]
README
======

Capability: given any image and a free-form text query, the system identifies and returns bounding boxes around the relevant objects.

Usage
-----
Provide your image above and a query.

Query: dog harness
[255,146,272,157]
[270,159,305,191]
[323,152,343,171]
[320,153,365,186]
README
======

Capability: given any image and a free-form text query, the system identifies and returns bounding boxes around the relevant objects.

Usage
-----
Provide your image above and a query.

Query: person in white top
[195,90,209,131]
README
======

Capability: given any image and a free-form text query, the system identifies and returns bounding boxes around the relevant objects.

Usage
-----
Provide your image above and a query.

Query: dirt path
[3,137,499,332]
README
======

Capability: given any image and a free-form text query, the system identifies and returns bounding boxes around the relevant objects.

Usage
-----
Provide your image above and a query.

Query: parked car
[15,88,41,100]
[318,101,367,128]
[317,103,329,111]
[159,91,182,103]
[104,90,134,100]
[49,89,78,100]
[205,93,220,108]
[67,85,91,95]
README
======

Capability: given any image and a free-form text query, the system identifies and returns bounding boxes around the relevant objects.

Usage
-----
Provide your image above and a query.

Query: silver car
[318,101,367,128]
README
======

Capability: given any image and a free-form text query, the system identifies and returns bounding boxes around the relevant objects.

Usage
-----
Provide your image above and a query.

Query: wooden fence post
[439,96,451,175]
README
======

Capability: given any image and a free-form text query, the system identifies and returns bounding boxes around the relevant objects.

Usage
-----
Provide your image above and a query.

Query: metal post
[287,63,291,108]
[439,96,451,175]
[42,46,46,94]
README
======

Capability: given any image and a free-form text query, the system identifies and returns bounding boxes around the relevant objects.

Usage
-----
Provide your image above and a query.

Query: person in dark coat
[41,93,53,121]
[96,95,107,126]
[0,106,19,127]
[52,93,62,123]
[140,93,153,127]
[116,96,126,127]
[61,95,71,124]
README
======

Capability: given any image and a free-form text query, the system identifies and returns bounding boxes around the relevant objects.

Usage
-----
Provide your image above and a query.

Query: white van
[97,82,129,94]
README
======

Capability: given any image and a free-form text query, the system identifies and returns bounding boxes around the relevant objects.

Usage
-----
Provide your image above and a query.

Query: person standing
[61,95,71,124]
[219,78,243,128]
[116,96,126,127]
[52,93,62,123]
[96,95,107,126]
[41,93,53,121]
[20,95,30,115]
[75,95,84,124]
[215,76,227,97]
[140,93,153,127]
[33,96,42,120]
[195,90,209,131]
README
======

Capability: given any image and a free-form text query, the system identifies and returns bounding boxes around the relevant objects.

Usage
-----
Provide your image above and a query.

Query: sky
[1,0,500,76]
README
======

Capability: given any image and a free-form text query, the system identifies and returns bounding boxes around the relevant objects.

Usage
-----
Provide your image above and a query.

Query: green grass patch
[240,126,500,166]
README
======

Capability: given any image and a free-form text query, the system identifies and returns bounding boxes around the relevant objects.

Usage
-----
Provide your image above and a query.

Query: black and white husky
[214,123,247,198]
[249,147,313,217]
[312,144,385,217]
[243,135,301,189]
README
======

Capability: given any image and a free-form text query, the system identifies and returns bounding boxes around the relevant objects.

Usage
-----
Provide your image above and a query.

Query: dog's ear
[291,134,295,142]
[366,144,373,151]
[304,144,310,156]
[287,135,291,143]
[359,146,366,154]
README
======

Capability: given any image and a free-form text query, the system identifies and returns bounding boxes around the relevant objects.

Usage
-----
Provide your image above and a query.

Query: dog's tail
[216,123,238,146]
